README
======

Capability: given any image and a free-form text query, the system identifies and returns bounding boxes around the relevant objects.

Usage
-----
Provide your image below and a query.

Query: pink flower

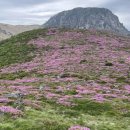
[124,85,130,94]
[0,98,11,103]
[68,125,90,130]
[0,106,22,115]
[92,94,106,102]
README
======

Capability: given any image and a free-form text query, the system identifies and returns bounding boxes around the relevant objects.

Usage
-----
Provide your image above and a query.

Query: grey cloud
[103,0,130,12]
[0,0,129,30]
[101,0,130,29]
[0,0,58,7]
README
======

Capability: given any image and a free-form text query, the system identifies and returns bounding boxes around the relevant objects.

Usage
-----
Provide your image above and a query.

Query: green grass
[0,42,35,67]
[116,77,126,83]
[0,29,47,68]
[0,71,29,80]
[72,99,117,116]
[0,106,130,130]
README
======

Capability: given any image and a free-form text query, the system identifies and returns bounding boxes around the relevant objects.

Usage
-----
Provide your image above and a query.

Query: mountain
[0,23,40,40]
[0,28,130,129]
[44,7,129,35]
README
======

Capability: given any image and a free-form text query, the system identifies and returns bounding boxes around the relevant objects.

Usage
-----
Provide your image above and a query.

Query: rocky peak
[44,7,129,35]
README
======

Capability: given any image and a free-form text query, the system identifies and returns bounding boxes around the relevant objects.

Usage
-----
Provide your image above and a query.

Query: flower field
[0,28,130,130]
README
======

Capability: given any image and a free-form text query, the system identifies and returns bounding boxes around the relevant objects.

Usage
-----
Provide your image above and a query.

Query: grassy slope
[0,29,130,130]
[0,29,46,67]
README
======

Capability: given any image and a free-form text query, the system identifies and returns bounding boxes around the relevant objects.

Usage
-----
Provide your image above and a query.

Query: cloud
[103,0,130,12]
[0,0,129,30]
[101,0,130,30]
[0,0,58,8]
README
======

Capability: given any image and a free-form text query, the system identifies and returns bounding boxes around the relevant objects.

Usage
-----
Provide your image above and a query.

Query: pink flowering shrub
[0,106,22,115]
[68,125,90,130]
[0,98,11,103]
[0,29,130,123]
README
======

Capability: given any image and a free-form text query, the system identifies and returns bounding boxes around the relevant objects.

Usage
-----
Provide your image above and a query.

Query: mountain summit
[44,7,129,35]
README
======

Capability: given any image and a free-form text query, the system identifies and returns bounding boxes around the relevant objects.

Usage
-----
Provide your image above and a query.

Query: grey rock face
[5,92,24,99]
[44,7,129,35]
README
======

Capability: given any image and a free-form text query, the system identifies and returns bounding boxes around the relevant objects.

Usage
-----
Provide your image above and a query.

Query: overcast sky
[0,0,129,30]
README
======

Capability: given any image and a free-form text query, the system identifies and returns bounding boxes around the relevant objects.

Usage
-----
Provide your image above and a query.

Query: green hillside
[0,28,130,130]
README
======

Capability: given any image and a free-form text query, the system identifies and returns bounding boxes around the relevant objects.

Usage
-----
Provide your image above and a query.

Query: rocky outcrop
[44,7,129,35]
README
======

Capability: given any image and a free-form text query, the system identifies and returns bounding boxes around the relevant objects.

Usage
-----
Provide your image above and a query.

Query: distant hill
[43,7,129,35]
[0,23,40,40]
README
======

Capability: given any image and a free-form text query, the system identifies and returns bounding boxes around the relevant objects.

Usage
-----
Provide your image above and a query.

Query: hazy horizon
[0,0,130,30]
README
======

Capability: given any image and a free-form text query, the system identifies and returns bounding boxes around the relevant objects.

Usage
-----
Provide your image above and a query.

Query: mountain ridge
[0,23,40,41]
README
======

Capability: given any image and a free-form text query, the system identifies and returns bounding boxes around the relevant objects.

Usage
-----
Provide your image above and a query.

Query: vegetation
[0,28,130,130]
